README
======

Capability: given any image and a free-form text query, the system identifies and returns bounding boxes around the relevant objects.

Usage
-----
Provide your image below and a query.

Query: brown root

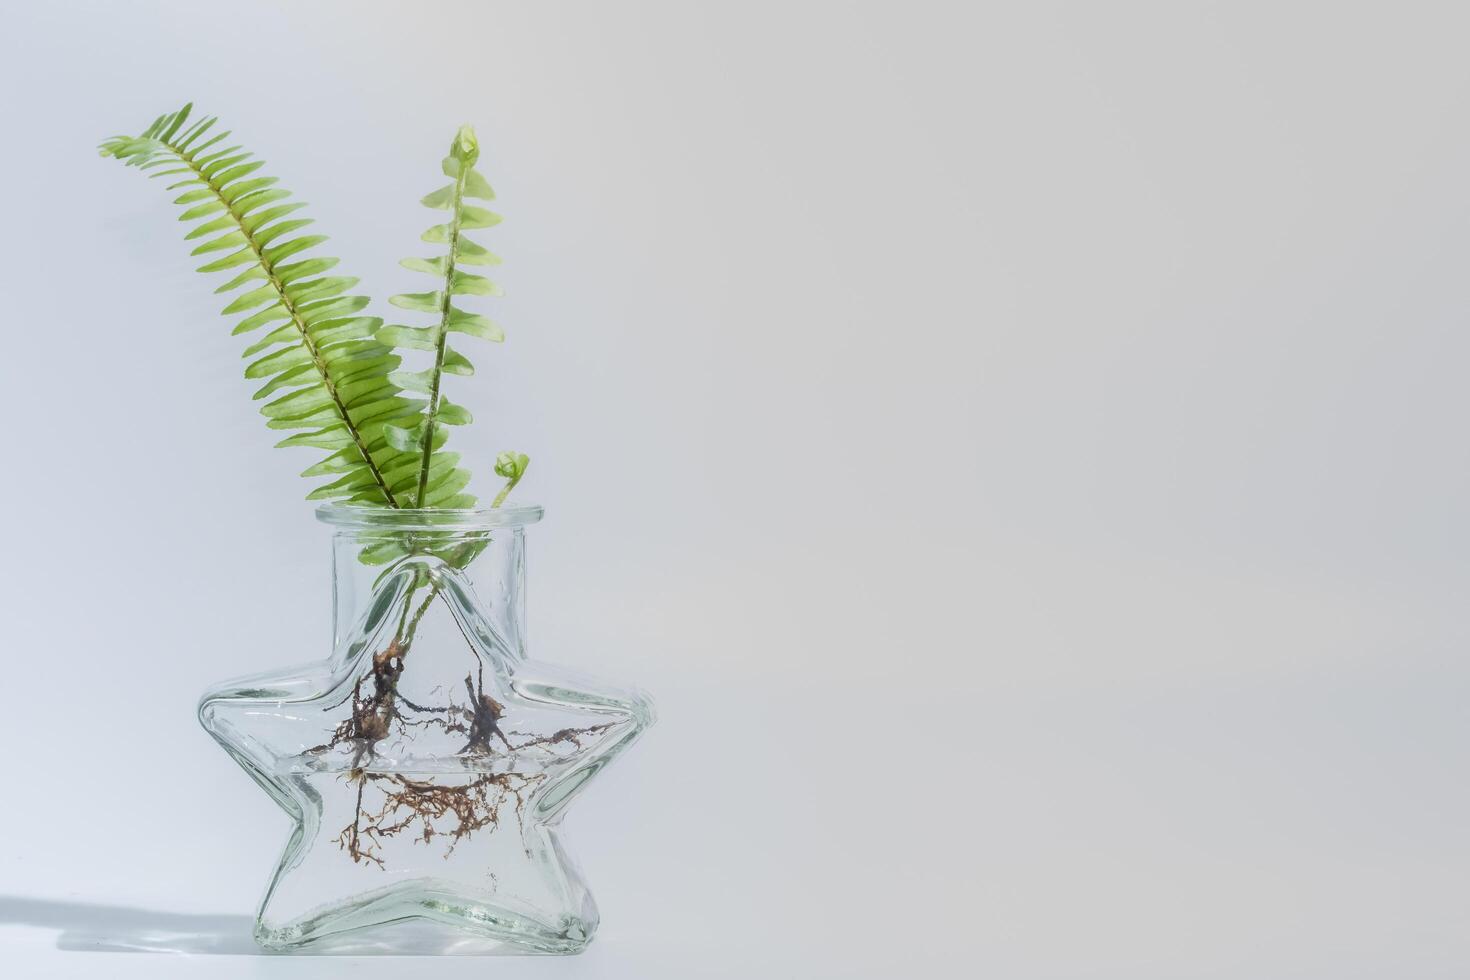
[327,648,614,868]
[336,769,546,865]
[308,639,412,767]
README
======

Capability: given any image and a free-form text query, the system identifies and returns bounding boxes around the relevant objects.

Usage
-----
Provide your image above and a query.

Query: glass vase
[198,504,654,953]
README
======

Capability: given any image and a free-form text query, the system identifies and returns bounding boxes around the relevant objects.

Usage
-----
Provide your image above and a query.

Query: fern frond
[380,126,508,507]
[99,103,428,507]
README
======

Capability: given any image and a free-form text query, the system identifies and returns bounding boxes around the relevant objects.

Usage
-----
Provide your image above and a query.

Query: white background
[1,1,1467,977]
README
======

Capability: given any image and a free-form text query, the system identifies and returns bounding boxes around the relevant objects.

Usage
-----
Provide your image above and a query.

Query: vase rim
[315,503,544,530]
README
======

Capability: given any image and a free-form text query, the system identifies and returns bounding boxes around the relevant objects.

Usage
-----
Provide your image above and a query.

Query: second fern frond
[381,126,509,508]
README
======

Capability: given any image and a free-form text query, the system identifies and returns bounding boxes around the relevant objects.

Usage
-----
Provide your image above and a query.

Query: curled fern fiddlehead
[99,103,445,509]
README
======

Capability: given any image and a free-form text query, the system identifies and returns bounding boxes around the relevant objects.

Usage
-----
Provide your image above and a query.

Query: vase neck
[328,525,530,662]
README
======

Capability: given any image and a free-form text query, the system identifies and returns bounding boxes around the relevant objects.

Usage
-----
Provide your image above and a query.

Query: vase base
[256,909,593,956]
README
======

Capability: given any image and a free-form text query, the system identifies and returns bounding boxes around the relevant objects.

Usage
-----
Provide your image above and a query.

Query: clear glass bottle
[198,504,654,953]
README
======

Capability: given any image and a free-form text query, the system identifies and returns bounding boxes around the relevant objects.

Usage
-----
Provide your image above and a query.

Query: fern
[100,104,532,526]
[98,103,458,508]
[379,126,505,507]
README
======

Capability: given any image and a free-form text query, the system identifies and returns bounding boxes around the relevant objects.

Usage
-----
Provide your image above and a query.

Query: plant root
[326,649,614,868]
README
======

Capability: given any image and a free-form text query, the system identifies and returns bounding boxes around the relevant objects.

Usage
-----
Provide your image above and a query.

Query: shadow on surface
[0,895,258,954]
[0,895,534,955]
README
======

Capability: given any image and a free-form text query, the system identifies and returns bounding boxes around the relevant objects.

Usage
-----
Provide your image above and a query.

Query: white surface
[1,1,1467,976]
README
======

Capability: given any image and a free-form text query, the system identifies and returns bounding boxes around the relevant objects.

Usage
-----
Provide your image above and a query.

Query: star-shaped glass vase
[199,504,654,953]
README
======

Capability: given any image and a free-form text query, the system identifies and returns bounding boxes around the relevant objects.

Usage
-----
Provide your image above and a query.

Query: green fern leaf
[99,103,433,507]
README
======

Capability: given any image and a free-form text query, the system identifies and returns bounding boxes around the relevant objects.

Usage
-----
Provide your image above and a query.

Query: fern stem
[397,462,521,644]
[416,164,469,505]
[404,587,438,641]
[163,139,401,508]
[490,469,523,508]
